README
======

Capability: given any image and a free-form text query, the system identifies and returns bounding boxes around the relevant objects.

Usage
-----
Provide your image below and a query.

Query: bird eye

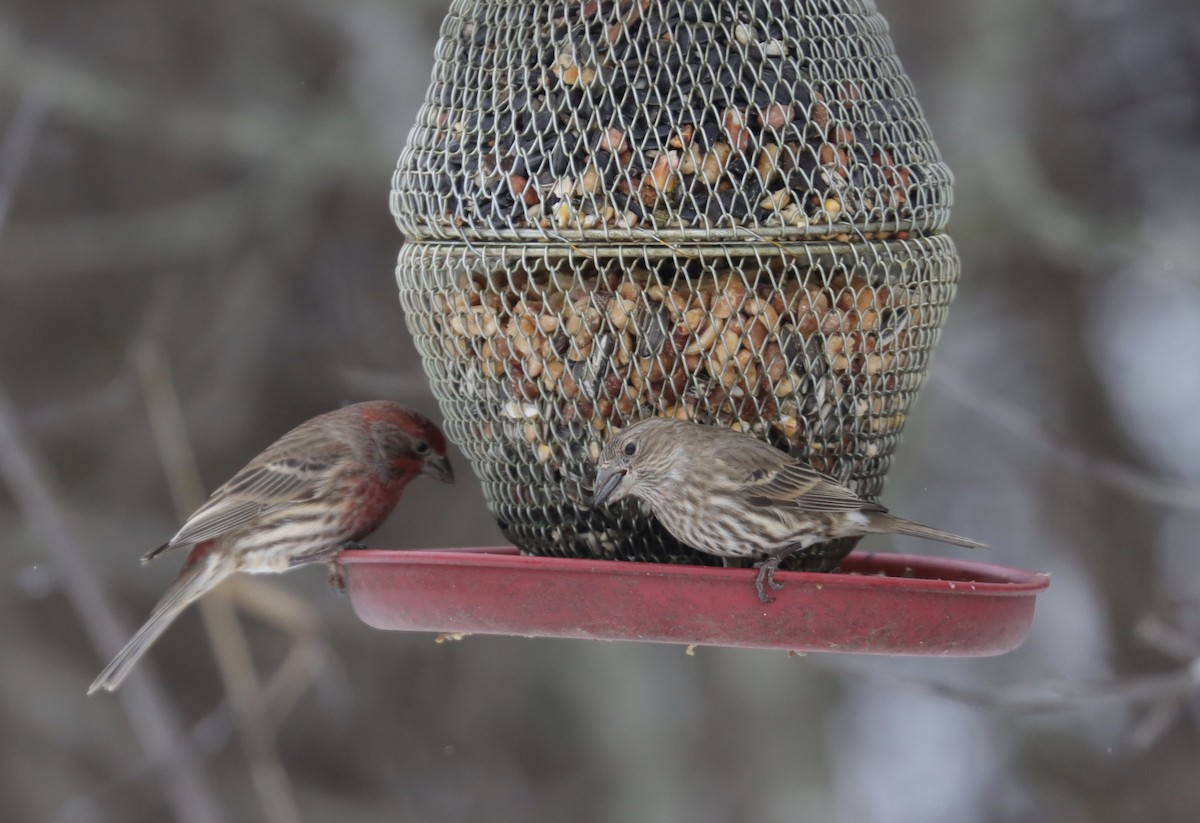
[623,441,637,457]
[416,440,430,455]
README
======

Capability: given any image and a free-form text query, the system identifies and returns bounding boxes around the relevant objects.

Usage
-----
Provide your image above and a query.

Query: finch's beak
[423,453,454,484]
[592,465,627,507]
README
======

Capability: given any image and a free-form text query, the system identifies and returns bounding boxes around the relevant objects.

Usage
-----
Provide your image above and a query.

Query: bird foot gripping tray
[341,548,1049,657]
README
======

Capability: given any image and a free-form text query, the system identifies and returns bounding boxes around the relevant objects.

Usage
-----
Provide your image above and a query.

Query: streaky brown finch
[89,401,453,694]
[593,418,984,603]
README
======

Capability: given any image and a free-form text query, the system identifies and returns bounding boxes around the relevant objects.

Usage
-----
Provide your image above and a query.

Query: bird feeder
[342,547,1048,656]
[374,0,1048,655]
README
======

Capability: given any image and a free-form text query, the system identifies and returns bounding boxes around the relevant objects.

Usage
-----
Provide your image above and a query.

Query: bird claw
[327,561,347,596]
[753,552,794,603]
[753,562,781,603]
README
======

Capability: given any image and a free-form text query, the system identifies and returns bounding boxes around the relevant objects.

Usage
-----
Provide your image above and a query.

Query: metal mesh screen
[392,0,959,569]
[392,0,952,243]
[398,236,958,570]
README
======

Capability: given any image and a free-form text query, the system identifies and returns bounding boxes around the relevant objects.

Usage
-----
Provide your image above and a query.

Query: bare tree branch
[819,655,1200,716]
[0,387,229,823]
[930,364,1200,509]
[0,24,378,187]
[52,703,239,823]
[0,85,228,823]
[0,90,47,239]
[0,185,265,277]
[24,372,135,432]
[132,340,306,823]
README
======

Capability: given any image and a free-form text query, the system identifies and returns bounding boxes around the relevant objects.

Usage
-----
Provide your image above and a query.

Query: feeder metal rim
[392,220,949,247]
[340,546,1047,595]
[395,233,956,261]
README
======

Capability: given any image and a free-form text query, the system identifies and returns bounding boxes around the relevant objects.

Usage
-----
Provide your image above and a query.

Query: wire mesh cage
[393,0,960,569]
[398,236,959,569]
[391,0,953,243]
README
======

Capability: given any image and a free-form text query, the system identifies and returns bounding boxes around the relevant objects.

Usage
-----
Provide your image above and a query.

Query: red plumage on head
[356,401,448,456]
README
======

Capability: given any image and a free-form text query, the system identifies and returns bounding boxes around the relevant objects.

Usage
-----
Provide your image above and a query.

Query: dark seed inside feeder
[393,0,953,242]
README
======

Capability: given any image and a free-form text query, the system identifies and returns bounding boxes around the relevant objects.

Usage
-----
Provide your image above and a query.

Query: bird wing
[730,445,877,513]
[175,463,326,542]
[146,452,340,561]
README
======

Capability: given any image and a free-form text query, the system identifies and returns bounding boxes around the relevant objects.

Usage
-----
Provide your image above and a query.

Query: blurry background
[2,0,1199,821]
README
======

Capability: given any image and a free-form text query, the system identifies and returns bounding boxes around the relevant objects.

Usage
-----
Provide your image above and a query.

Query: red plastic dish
[340,547,1048,657]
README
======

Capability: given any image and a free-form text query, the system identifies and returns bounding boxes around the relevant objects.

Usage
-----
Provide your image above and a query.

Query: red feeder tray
[340,547,1048,657]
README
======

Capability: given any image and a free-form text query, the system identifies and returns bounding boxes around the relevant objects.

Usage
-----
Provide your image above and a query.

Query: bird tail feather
[866,513,986,549]
[140,540,174,564]
[88,554,236,695]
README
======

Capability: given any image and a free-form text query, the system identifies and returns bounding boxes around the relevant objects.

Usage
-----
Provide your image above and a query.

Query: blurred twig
[0,388,230,823]
[0,185,267,277]
[820,602,1200,750]
[931,364,1200,510]
[976,130,1126,273]
[53,704,239,823]
[0,21,372,279]
[0,90,46,240]
[1137,611,1200,663]
[820,656,1200,716]
[132,343,208,510]
[0,24,376,186]
[25,372,135,432]
[0,87,228,823]
[133,340,316,823]
[134,334,353,822]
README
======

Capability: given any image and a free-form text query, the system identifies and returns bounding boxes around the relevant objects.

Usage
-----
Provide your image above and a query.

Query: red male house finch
[593,418,984,602]
[89,401,453,694]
